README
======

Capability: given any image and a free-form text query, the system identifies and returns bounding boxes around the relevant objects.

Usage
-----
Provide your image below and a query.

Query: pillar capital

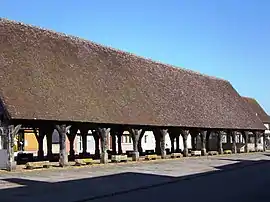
[128,128,143,161]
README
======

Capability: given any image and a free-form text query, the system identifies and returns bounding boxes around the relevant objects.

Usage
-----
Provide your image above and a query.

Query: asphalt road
[90,160,270,202]
[0,153,270,202]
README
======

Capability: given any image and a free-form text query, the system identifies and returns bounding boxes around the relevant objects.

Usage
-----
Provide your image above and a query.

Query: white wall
[75,135,97,154]
[0,149,7,169]
[122,131,193,152]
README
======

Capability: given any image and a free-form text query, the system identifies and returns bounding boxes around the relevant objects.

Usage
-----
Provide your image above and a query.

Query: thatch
[0,18,265,130]
[242,97,270,124]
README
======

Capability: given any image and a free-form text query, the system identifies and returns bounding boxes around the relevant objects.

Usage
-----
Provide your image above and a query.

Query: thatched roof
[0,18,265,130]
[242,97,270,124]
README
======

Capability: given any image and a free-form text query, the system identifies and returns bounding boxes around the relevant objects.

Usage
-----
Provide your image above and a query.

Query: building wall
[24,130,38,152]
[22,131,71,156]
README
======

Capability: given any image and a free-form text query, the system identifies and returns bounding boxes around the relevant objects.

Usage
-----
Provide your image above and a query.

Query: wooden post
[217,131,223,154]
[82,133,87,155]
[226,133,231,143]
[110,128,118,155]
[129,128,143,161]
[191,136,196,150]
[55,124,71,167]
[180,129,189,157]
[93,131,100,158]
[231,131,237,154]
[242,131,249,153]
[254,131,258,152]
[138,129,145,155]
[111,134,117,155]
[263,132,266,152]
[97,128,110,164]
[5,124,21,171]
[176,136,180,152]
[158,129,167,159]
[189,129,197,151]
[154,132,161,155]
[68,126,78,160]
[35,128,45,160]
[206,131,211,152]
[200,130,207,156]
[46,131,53,160]
[169,133,175,153]
[117,133,122,155]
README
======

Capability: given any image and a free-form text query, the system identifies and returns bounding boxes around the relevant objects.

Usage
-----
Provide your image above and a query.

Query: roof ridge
[0,17,226,82]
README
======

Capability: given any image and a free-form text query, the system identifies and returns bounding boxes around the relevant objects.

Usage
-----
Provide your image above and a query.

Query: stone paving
[0,152,269,202]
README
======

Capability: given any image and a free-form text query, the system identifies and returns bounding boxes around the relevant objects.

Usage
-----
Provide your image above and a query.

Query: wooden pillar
[231,131,237,154]
[156,129,167,159]
[191,135,196,150]
[263,133,266,151]
[55,124,70,167]
[180,129,188,157]
[138,130,145,155]
[206,131,211,152]
[217,131,223,154]
[68,126,78,160]
[111,134,116,155]
[93,131,100,158]
[35,128,46,160]
[81,132,88,155]
[242,131,249,153]
[117,133,122,154]
[46,131,53,160]
[200,130,207,156]
[154,132,161,155]
[226,133,231,143]
[98,128,110,164]
[169,134,175,153]
[129,128,143,161]
[176,136,180,152]
[4,124,21,171]
[254,131,258,152]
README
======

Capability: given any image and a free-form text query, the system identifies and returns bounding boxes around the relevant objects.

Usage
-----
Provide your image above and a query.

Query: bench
[17,153,34,165]
[145,150,155,155]
[171,153,182,158]
[25,161,51,170]
[224,150,232,154]
[74,158,93,166]
[208,151,218,156]
[125,151,134,157]
[145,154,157,160]
[191,150,201,156]
[111,155,128,163]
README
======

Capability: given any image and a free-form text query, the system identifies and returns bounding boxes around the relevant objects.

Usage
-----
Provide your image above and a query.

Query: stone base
[100,152,108,164]
[132,152,139,161]
[218,148,224,155]
[59,154,68,167]
[6,161,16,171]
[201,149,206,156]
[183,149,188,157]
[161,151,167,159]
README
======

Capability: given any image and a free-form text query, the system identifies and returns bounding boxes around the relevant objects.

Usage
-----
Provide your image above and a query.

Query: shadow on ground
[0,159,270,202]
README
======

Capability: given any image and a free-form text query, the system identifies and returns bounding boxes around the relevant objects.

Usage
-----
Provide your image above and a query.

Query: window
[122,135,132,143]
[122,135,126,143]
[144,135,148,143]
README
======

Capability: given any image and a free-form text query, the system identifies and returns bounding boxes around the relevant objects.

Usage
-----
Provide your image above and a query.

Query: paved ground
[0,152,270,202]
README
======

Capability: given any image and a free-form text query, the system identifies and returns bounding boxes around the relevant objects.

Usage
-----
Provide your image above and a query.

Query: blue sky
[1,0,269,114]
